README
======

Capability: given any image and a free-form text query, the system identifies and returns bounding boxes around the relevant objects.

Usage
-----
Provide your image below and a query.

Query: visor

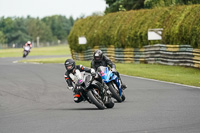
[67,65,73,70]
[95,56,101,60]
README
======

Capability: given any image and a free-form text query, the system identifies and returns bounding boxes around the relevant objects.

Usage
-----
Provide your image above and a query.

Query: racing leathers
[91,54,127,89]
[64,65,110,103]
[25,43,32,49]
[91,54,116,70]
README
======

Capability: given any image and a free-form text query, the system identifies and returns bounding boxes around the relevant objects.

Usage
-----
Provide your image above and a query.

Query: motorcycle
[97,66,126,102]
[72,71,114,109]
[23,46,30,58]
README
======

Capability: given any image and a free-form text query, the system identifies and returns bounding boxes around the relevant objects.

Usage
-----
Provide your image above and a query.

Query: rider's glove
[111,68,116,72]
[68,86,74,90]
[91,68,96,77]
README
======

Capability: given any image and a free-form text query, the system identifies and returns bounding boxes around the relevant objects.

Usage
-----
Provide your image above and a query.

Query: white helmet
[27,41,31,44]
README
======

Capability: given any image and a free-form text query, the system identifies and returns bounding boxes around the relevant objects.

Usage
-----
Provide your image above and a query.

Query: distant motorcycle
[72,72,114,109]
[23,46,30,58]
[97,66,126,102]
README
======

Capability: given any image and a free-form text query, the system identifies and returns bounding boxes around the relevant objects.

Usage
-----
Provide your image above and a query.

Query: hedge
[144,0,200,8]
[68,4,200,52]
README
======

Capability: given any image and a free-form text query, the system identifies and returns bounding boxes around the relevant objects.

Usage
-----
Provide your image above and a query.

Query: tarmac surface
[1,56,200,133]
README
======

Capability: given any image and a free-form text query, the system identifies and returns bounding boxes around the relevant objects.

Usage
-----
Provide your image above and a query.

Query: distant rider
[64,59,110,103]
[24,41,32,49]
[91,49,127,90]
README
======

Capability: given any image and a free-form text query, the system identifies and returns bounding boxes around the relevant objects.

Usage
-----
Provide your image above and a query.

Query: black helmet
[93,50,103,62]
[64,59,75,72]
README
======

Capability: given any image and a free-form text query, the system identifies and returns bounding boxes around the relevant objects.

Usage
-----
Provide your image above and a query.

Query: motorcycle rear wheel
[105,99,114,108]
[121,91,126,102]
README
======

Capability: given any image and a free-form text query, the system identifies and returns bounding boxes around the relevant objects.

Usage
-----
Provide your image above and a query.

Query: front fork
[113,79,122,96]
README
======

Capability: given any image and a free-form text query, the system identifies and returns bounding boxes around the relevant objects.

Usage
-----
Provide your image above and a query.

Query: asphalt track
[1,56,200,133]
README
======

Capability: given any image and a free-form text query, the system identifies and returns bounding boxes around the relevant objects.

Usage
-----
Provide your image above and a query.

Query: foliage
[144,0,200,8]
[0,31,6,44]
[0,17,14,44]
[42,15,74,41]
[68,5,200,52]
[26,18,53,43]
[10,18,32,46]
[0,16,75,47]
[105,0,145,14]
[104,0,200,13]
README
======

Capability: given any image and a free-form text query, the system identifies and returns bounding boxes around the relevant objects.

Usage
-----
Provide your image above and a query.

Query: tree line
[1,0,200,48]
[0,15,74,47]
[104,0,200,13]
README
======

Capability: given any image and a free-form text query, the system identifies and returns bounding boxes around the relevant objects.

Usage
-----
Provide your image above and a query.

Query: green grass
[20,57,68,64]
[19,58,200,87]
[0,45,70,57]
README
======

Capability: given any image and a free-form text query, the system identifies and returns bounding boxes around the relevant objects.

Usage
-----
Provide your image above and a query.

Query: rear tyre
[121,92,126,102]
[105,98,114,108]
[87,90,105,110]
[108,82,122,102]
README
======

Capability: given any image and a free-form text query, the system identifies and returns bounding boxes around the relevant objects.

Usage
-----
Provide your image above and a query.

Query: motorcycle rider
[64,59,110,103]
[91,49,127,90]
[24,41,32,49]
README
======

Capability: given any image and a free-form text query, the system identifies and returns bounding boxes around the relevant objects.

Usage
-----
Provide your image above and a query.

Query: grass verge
[19,57,200,87]
[0,45,70,57]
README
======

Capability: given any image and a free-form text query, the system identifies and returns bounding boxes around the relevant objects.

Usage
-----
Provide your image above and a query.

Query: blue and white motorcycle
[97,66,126,102]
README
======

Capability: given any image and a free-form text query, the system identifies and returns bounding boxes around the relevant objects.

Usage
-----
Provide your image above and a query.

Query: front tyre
[108,82,122,102]
[23,51,27,58]
[87,90,105,110]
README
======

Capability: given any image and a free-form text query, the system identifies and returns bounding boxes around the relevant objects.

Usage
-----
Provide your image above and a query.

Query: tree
[0,17,14,45]
[144,0,200,8]
[0,31,6,44]
[105,0,145,14]
[0,15,75,46]
[9,17,32,46]
[42,15,74,41]
[26,18,54,43]
[0,17,32,46]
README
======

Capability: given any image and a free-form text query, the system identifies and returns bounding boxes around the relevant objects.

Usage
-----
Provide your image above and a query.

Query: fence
[71,44,200,69]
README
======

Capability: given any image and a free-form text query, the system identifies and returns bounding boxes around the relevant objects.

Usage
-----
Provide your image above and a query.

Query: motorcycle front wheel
[108,82,122,102]
[23,51,27,58]
[87,90,105,110]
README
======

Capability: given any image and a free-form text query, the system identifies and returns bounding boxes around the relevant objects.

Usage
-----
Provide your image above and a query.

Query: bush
[68,5,200,52]
[144,0,200,8]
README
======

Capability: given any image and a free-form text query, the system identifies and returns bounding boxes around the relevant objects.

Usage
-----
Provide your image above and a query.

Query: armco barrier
[71,44,200,69]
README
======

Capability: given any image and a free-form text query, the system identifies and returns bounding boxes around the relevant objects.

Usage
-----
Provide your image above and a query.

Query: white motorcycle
[23,46,30,58]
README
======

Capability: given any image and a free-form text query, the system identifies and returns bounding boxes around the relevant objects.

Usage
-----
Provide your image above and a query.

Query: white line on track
[12,60,200,89]
[12,60,42,64]
[121,74,200,89]
[13,60,18,63]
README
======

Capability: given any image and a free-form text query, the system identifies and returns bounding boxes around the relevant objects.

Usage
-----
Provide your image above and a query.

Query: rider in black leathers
[91,50,127,90]
[64,59,110,103]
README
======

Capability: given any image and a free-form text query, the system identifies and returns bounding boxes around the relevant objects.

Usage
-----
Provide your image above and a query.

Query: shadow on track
[46,108,100,111]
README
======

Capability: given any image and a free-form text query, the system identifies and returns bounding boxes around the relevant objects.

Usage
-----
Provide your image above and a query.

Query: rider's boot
[121,83,127,90]
[102,81,111,96]
[118,79,127,90]
[101,82,112,104]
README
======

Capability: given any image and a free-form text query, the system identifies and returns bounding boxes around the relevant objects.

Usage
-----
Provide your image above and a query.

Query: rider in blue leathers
[91,50,127,90]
